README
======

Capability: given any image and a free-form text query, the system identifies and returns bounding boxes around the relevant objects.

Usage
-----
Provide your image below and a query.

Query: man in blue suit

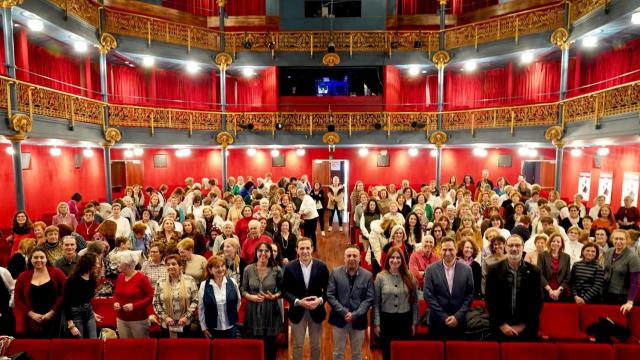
[327,246,375,360]
[423,236,475,339]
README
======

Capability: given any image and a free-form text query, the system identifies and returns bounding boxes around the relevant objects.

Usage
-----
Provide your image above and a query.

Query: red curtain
[154,69,213,110]
[570,38,640,96]
[27,43,82,95]
[482,67,509,106]
[383,65,401,111]
[445,70,483,109]
[162,0,265,16]
[397,0,498,15]
[0,30,6,76]
[228,76,264,112]
[109,65,148,105]
[261,67,278,112]
[512,60,561,104]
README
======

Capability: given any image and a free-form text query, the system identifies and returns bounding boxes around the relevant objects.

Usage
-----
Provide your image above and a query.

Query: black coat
[282,259,330,324]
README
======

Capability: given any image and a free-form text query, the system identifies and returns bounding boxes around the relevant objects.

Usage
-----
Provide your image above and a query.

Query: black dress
[272,232,298,262]
[29,281,59,338]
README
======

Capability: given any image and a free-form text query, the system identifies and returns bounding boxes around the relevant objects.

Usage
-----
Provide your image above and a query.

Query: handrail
[43,0,607,53]
[1,75,638,134]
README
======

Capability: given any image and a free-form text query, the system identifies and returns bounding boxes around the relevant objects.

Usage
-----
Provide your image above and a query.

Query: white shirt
[564,240,584,267]
[0,268,15,309]
[197,278,241,331]
[110,216,131,238]
[298,195,319,220]
[301,260,313,289]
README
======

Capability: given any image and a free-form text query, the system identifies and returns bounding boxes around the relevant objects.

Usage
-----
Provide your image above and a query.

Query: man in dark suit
[282,237,330,360]
[486,234,544,341]
[327,246,375,360]
[423,237,475,339]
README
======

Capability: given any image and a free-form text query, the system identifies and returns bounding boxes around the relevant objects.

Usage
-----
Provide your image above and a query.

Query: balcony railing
[44,0,608,54]
[1,76,638,135]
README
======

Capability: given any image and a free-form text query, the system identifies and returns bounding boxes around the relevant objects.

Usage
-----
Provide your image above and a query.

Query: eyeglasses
[257,249,271,253]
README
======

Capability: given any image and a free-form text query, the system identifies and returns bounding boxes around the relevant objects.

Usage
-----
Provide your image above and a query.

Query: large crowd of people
[1,170,640,360]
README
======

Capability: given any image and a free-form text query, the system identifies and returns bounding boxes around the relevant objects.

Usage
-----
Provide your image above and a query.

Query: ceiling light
[124,149,134,157]
[73,41,88,53]
[582,35,598,48]
[430,149,438,157]
[518,146,530,156]
[27,19,44,32]
[380,149,388,156]
[176,148,191,157]
[409,66,420,76]
[408,147,418,157]
[473,147,488,157]
[50,147,61,156]
[296,148,306,156]
[247,148,257,157]
[597,147,609,156]
[83,148,93,157]
[186,61,200,74]
[570,148,582,157]
[464,61,477,72]
[358,147,369,157]
[521,51,534,64]
[327,41,335,53]
[242,67,255,77]
[142,56,155,67]
[275,122,284,130]
[6,146,15,155]
[270,149,280,157]
[632,12,640,25]
[421,70,427,74]
[528,148,538,157]
[133,148,144,156]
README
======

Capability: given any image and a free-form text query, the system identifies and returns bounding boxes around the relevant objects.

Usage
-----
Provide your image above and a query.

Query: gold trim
[9,113,32,135]
[432,50,451,70]
[544,125,565,147]
[429,131,448,148]
[322,132,341,145]
[104,127,122,146]
[5,134,26,142]
[216,0,225,7]
[99,33,118,53]
[0,0,23,8]
[550,27,570,50]
[322,53,340,67]
[214,52,233,71]
[215,131,234,149]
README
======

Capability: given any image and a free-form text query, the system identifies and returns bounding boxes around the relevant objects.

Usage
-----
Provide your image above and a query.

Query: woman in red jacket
[234,205,255,248]
[8,211,34,256]
[113,250,153,338]
[14,246,66,338]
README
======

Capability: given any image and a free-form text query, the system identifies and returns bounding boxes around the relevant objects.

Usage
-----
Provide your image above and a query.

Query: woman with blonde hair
[327,176,346,232]
[52,202,78,230]
[155,218,181,255]
[350,181,365,212]
[456,215,483,252]
[8,238,36,279]
[222,238,245,285]
[177,238,207,283]
[367,217,396,273]
[153,254,199,338]
[524,234,547,267]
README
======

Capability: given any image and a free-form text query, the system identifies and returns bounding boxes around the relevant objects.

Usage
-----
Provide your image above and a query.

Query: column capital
[217,0,226,7]
[439,0,448,6]
[0,0,23,8]
[5,134,26,143]
[545,125,566,148]
[431,50,450,70]
[322,53,341,67]
[550,28,571,50]
[103,127,121,146]
[429,130,448,148]
[215,131,235,149]
[98,33,118,54]
[214,52,233,71]
[9,113,32,136]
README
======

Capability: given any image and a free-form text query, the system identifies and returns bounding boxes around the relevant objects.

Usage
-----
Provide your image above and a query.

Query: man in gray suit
[423,236,474,339]
[327,245,375,360]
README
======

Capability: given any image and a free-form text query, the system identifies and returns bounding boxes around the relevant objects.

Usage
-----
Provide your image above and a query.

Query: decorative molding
[322,53,341,67]
[214,52,233,71]
[99,33,118,54]
[9,113,32,135]
[103,127,122,146]
[5,134,26,142]
[216,0,226,7]
[432,50,451,70]
[429,131,449,148]
[215,131,235,149]
[544,125,565,147]
[0,0,23,8]
[550,28,570,50]
[439,0,448,6]
[322,132,341,145]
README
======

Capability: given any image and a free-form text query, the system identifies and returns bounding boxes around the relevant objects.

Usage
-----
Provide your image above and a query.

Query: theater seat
[501,342,557,360]
[446,341,498,360]
[212,339,263,360]
[580,304,628,333]
[415,299,429,337]
[555,343,614,360]
[50,339,104,360]
[629,307,640,340]
[614,344,640,360]
[391,341,443,360]
[539,303,584,341]
[7,339,50,360]
[158,339,211,360]
[104,339,157,360]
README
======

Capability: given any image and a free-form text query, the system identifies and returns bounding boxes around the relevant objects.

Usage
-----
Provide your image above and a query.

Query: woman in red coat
[8,211,34,256]
[14,247,66,338]
[234,205,256,248]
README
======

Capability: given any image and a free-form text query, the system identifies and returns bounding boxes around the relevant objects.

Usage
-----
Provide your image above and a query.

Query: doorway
[312,159,350,224]
[110,160,144,195]
[521,160,556,191]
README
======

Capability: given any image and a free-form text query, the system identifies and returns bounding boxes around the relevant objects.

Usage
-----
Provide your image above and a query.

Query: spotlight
[464,61,478,72]
[413,40,422,49]
[74,41,88,53]
[186,61,200,74]
[296,148,306,156]
[632,12,640,25]
[528,148,538,157]
[124,149,134,157]
[242,40,252,49]
[582,36,598,48]
[570,148,582,157]
[374,122,383,130]
[240,123,255,131]
[133,148,144,156]
[409,66,420,76]
[6,146,15,155]
[327,124,336,132]
[275,122,284,130]
[270,149,280,157]
[408,147,418,157]
[358,147,368,157]
[430,149,438,157]
[266,41,275,49]
[27,19,44,32]
[390,40,399,49]
[142,56,155,67]
[242,67,255,77]
[83,148,93,157]
[521,51,534,64]
[50,147,61,156]
[176,148,191,157]
[247,148,257,157]
[411,121,419,128]
[473,148,488,157]
[597,147,609,156]
[327,41,336,53]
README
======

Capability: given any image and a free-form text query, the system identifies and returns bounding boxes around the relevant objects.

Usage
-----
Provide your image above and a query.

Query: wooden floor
[277,220,382,360]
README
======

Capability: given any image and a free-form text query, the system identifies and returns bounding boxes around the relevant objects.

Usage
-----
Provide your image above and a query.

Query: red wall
[561,144,640,208]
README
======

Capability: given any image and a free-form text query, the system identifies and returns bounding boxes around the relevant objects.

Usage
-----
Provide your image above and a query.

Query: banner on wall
[598,171,613,204]
[578,172,591,200]
[621,172,640,207]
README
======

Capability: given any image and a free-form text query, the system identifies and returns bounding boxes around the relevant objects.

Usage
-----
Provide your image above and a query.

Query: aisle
[277,221,381,360]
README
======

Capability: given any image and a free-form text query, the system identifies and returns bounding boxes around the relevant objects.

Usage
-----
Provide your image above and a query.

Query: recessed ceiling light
[430,149,438,157]
[464,61,478,71]
[409,66,420,76]
[50,147,61,156]
[597,147,609,156]
[270,149,280,157]
[521,51,534,64]
[358,147,369,157]
[6,146,15,155]
[83,148,93,157]
[582,35,598,48]
[73,41,88,53]
[570,148,582,157]
[632,12,640,25]
[242,67,255,77]
[124,149,134,157]
[247,148,257,156]
[186,61,200,74]
[133,148,144,156]
[142,56,155,67]
[27,19,44,32]
[408,147,418,157]
[473,147,488,157]
[296,148,306,156]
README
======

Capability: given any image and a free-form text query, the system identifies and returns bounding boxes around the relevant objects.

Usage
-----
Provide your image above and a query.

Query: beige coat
[327,185,346,210]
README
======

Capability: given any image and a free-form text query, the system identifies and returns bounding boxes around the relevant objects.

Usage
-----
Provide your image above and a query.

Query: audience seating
[50,339,104,360]
[556,343,614,360]
[391,340,444,360]
[580,304,628,333]
[629,308,640,340]
[446,341,499,360]
[614,344,640,360]
[416,299,429,337]
[104,339,157,360]
[7,339,50,360]
[158,339,211,360]
[212,339,263,360]
[500,342,557,360]
[539,303,584,341]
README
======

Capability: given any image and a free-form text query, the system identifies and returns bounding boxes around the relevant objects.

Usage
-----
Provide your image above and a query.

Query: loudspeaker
[153,154,167,168]
[498,154,512,167]
[593,154,602,169]
[74,153,82,169]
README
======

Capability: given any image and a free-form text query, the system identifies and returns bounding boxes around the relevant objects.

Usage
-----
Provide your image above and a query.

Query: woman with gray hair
[211,221,238,254]
[113,250,154,338]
